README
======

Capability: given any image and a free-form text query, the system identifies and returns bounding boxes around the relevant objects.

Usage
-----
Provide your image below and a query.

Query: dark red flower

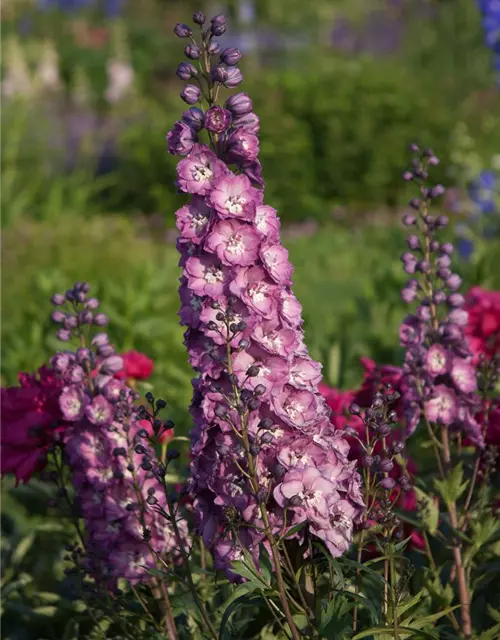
[114,351,154,381]
[1,366,65,485]
[464,286,500,362]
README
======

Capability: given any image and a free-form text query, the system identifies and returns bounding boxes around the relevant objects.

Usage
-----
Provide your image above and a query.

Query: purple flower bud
[182,107,204,131]
[379,477,396,490]
[204,106,232,133]
[433,291,446,305]
[288,495,302,507]
[362,455,374,468]
[409,143,420,153]
[416,305,431,321]
[440,243,454,255]
[436,215,449,228]
[430,184,445,198]
[403,171,413,181]
[97,343,114,357]
[91,332,109,347]
[225,92,253,116]
[181,84,201,105]
[407,235,420,250]
[51,310,66,324]
[449,309,468,326]
[448,293,465,308]
[349,402,361,415]
[94,314,109,326]
[446,274,462,291]
[402,213,417,225]
[254,384,266,396]
[409,198,421,210]
[101,355,123,375]
[174,23,192,38]
[211,65,228,83]
[428,155,439,165]
[376,424,392,437]
[224,67,243,88]
[57,329,71,342]
[260,431,274,444]
[437,254,451,268]
[51,293,65,305]
[185,45,200,60]
[85,298,100,309]
[193,11,205,25]
[78,310,93,325]
[76,348,90,363]
[177,62,198,81]
[437,267,451,280]
[214,404,228,419]
[220,48,242,66]
[59,386,84,421]
[232,112,260,135]
[210,14,227,36]
[416,260,430,274]
[208,42,221,55]
[379,459,394,473]
[51,353,72,373]
[392,441,405,454]
[401,252,418,274]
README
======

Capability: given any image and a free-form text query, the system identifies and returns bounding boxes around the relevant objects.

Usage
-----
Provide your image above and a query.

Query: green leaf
[413,488,439,535]
[400,605,459,629]
[10,533,35,567]
[434,463,469,505]
[353,626,439,640]
[396,589,425,617]
[476,623,500,640]
[219,593,263,639]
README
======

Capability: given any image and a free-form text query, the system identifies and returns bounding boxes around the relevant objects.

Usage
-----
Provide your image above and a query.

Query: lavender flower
[168,13,363,577]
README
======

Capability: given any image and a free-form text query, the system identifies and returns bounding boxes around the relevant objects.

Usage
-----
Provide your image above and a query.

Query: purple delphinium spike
[168,13,363,577]
[399,149,484,447]
[46,282,189,586]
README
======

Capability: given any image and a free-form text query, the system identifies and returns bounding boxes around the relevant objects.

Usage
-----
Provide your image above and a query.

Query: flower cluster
[168,12,363,576]
[464,286,500,363]
[1,282,186,586]
[399,147,484,446]
[477,0,500,85]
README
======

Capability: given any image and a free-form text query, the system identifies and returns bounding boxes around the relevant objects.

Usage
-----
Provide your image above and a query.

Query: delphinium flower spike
[168,12,364,587]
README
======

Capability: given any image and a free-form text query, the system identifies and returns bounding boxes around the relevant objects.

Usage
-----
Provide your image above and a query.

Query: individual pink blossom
[175,197,212,244]
[274,466,338,519]
[425,344,452,377]
[424,385,459,425]
[229,266,278,318]
[260,243,293,285]
[208,173,260,221]
[254,205,281,242]
[176,144,228,195]
[185,255,231,297]
[205,219,261,266]
[450,358,477,393]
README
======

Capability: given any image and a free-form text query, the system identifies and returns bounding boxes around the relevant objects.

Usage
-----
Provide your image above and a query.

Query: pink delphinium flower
[168,15,363,577]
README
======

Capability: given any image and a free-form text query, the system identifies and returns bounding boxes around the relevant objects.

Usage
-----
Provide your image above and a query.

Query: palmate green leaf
[434,462,469,506]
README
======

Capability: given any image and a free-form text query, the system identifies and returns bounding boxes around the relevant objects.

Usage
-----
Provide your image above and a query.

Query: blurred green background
[1,0,500,637]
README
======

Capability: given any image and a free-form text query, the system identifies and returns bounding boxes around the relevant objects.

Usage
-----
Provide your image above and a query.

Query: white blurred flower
[35,40,61,93]
[2,36,33,99]
[105,59,135,104]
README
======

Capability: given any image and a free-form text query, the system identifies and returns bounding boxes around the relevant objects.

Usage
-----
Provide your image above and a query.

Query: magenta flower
[255,205,281,242]
[400,314,424,347]
[84,395,114,426]
[424,385,459,425]
[175,197,212,244]
[59,386,85,421]
[260,243,293,286]
[227,129,260,162]
[271,385,319,430]
[176,144,228,196]
[208,173,261,221]
[205,219,261,266]
[166,120,196,156]
[425,344,452,377]
[274,467,338,519]
[185,255,231,297]
[450,358,477,393]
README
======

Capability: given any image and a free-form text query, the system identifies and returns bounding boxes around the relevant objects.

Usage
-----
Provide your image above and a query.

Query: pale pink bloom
[229,266,278,318]
[185,255,231,297]
[260,243,293,285]
[208,173,261,221]
[205,219,261,266]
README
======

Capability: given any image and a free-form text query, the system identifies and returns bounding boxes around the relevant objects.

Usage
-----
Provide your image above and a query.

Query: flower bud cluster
[168,12,262,189]
[169,14,363,577]
[399,147,484,446]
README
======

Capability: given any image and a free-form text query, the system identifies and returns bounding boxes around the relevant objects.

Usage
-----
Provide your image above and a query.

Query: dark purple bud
[210,14,227,36]
[78,310,93,325]
[225,92,252,116]
[204,106,232,133]
[436,215,449,228]
[274,463,286,480]
[64,315,78,330]
[379,477,396,490]
[75,290,86,303]
[97,343,114,358]
[289,495,302,507]
[181,84,201,105]
[430,241,440,252]
[247,397,260,411]
[416,260,430,274]
[246,364,261,377]
[232,112,260,135]
[65,289,75,301]
[349,403,361,415]
[211,65,228,83]
[377,424,392,438]
[437,254,452,268]
[409,198,421,210]
[362,455,374,468]
[379,459,394,473]
[416,305,431,321]
[85,298,99,310]
[398,476,412,491]
[51,310,66,324]
[220,47,242,66]
[409,143,420,153]
[193,11,205,25]
[91,332,108,346]
[254,384,266,396]
[174,23,192,38]
[101,355,124,375]
[260,432,274,444]
[387,411,398,423]
[177,62,197,81]
[259,418,274,430]
[57,329,71,341]
[403,171,413,181]
[208,41,221,55]
[407,235,420,250]
[239,339,249,350]
[94,314,109,326]
[392,441,405,454]
[76,348,90,363]
[184,44,200,60]
[51,293,65,305]
[437,267,451,280]
[224,67,243,88]
[182,107,204,131]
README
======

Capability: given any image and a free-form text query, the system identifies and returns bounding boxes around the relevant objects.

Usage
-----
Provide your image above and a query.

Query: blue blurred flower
[456,237,476,261]
[477,0,500,83]
[467,169,497,213]
[37,0,125,17]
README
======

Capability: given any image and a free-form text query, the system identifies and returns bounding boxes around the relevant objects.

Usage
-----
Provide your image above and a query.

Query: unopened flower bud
[392,441,405,454]
[57,329,71,342]
[254,384,266,396]
[214,404,228,419]
[184,45,200,60]
[246,364,261,377]
[436,215,449,228]
[407,235,420,250]
[349,402,361,415]
[409,198,421,210]
[91,332,109,346]
[211,65,228,83]
[446,274,462,291]
[448,293,465,308]
[208,42,221,55]
[177,62,197,80]
[225,92,253,116]
[430,184,445,198]
[289,495,302,507]
[51,293,65,305]
[94,314,109,326]
[379,459,394,473]
[362,455,374,468]
[101,355,124,374]
[403,171,413,181]
[379,477,396,490]
[402,213,417,225]
[181,84,201,105]
[182,107,204,130]
[260,432,274,444]
[220,47,242,66]
[193,11,205,24]
[204,106,232,133]
[224,67,243,88]
[174,23,192,38]
[51,310,65,324]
